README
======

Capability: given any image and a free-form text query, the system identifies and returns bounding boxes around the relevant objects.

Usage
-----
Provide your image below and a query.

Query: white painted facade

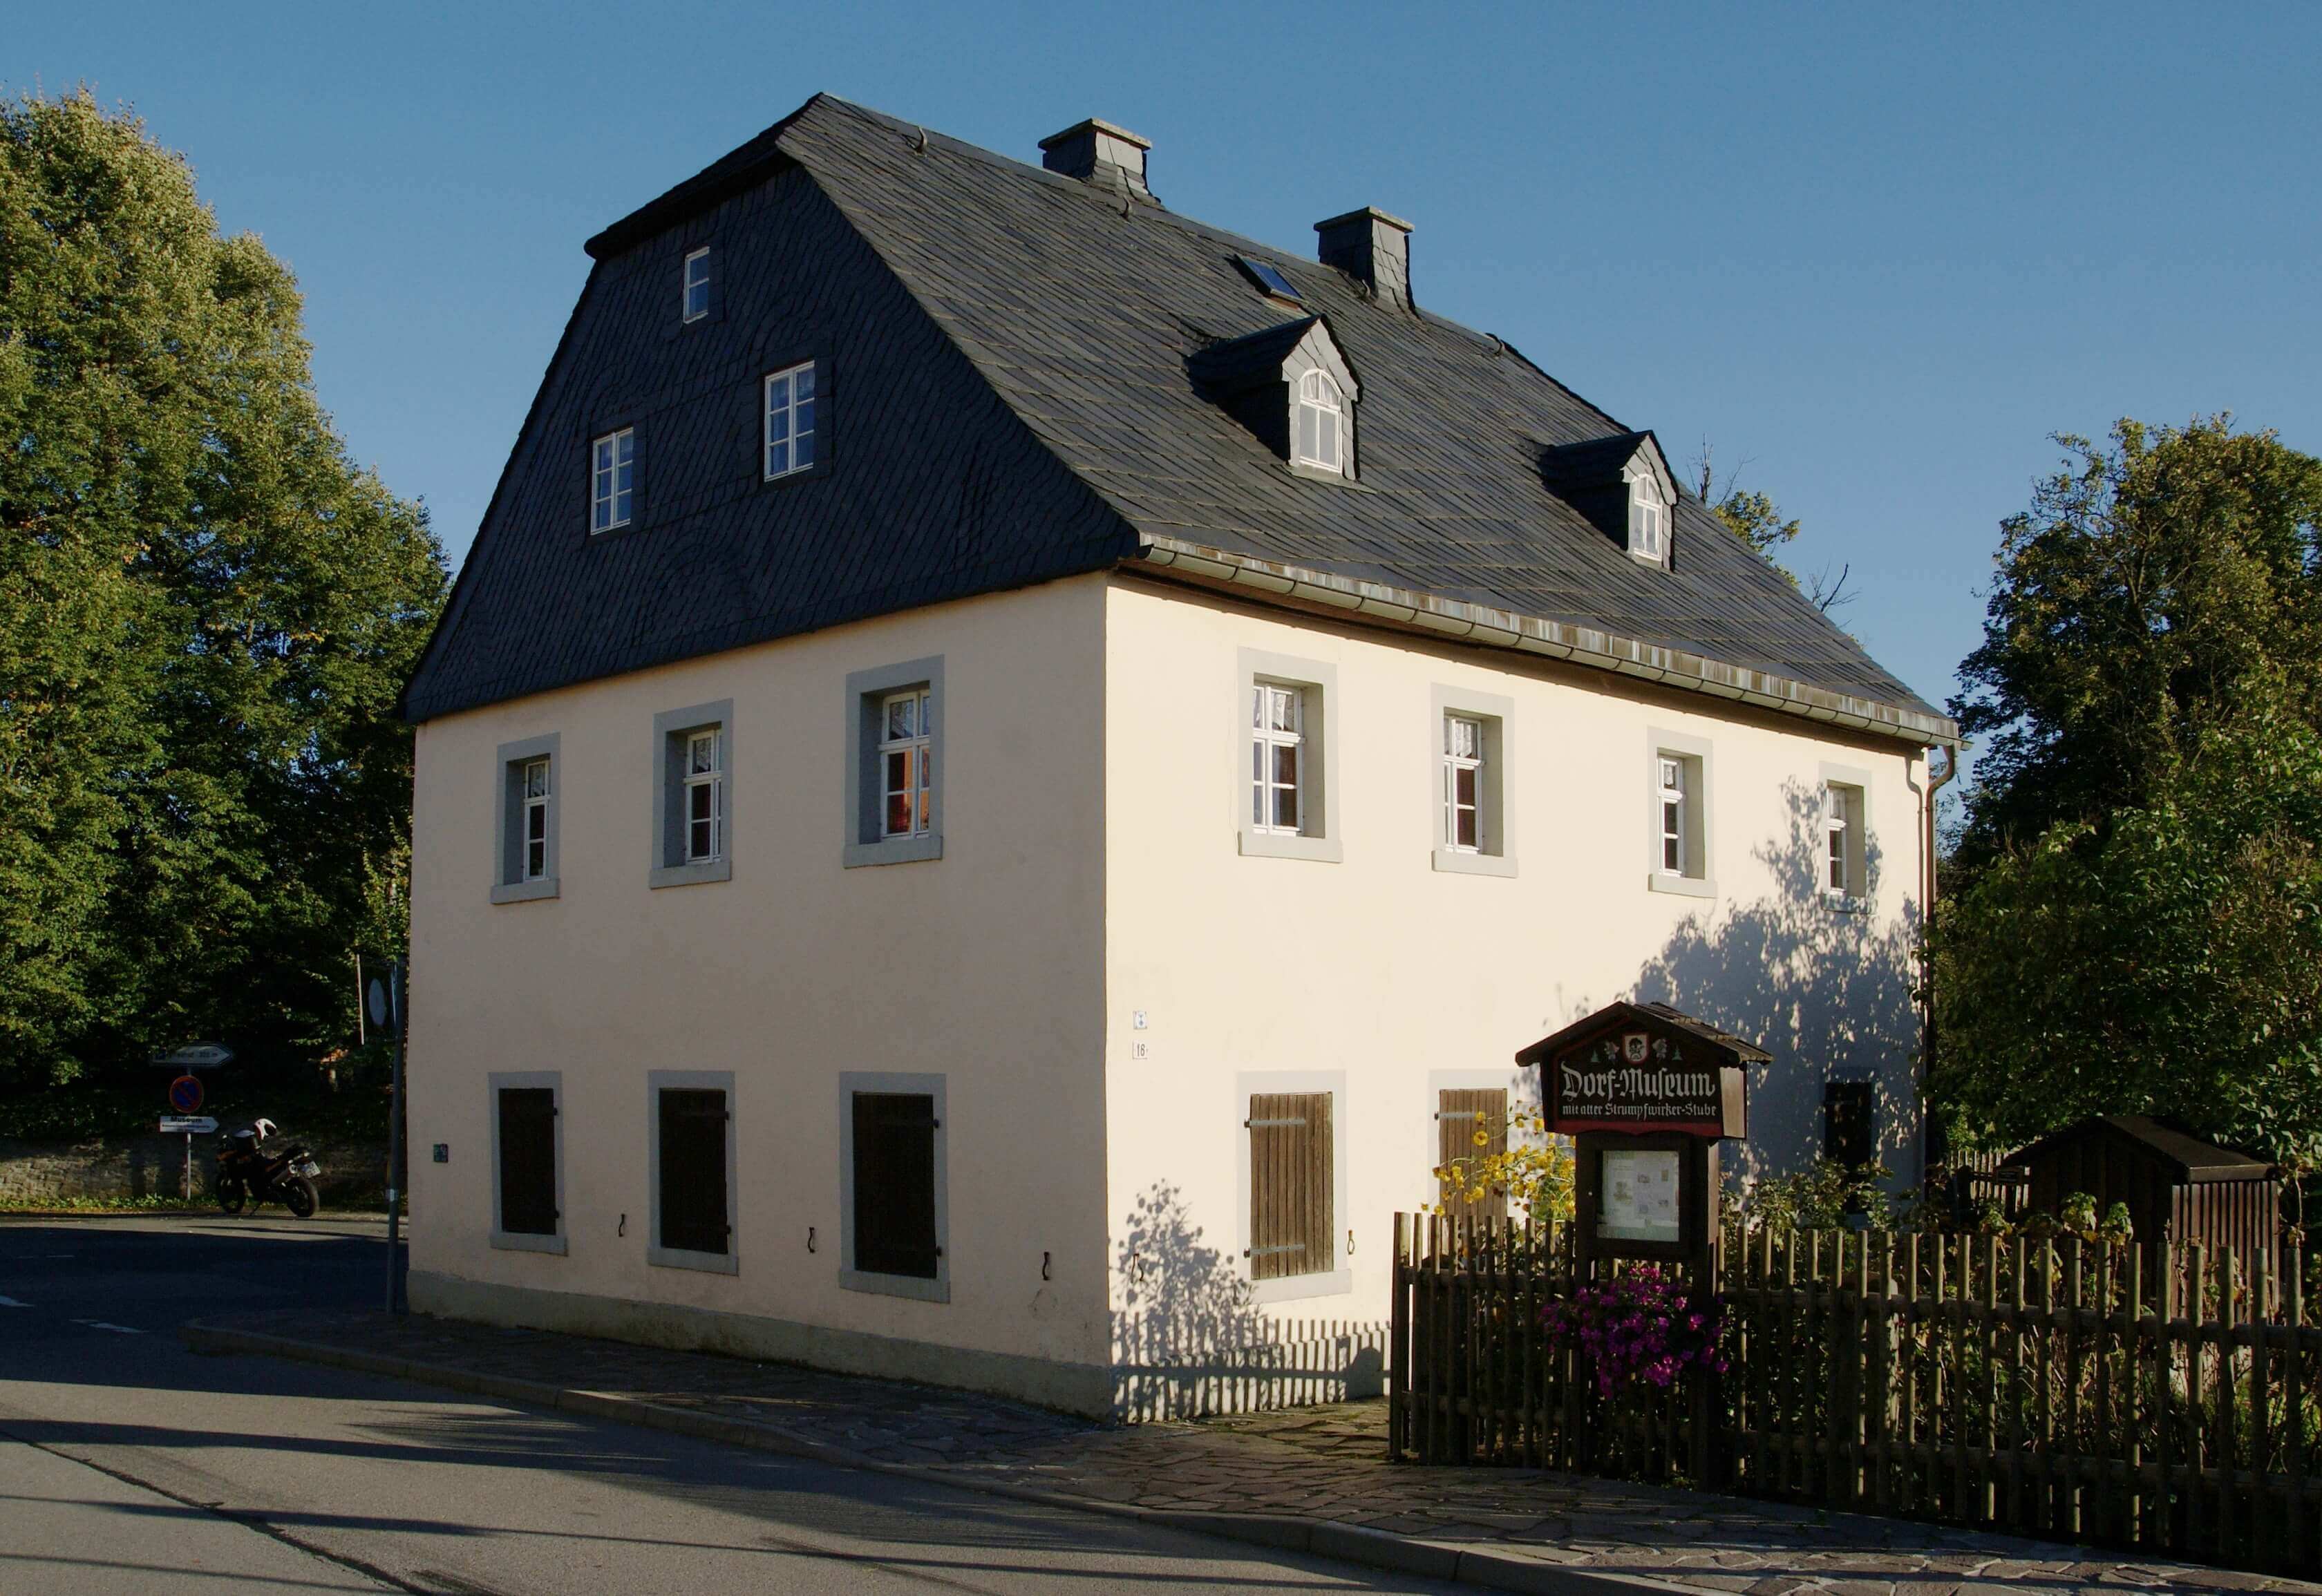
[406,569,1932,1417]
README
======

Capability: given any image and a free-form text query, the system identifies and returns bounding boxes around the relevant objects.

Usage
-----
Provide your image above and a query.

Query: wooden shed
[1999,1116,2281,1267]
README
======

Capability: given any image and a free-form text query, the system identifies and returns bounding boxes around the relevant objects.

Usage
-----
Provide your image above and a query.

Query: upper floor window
[880,690,933,839]
[1823,779,1867,899]
[1294,371,1344,473]
[764,361,818,479]
[1629,470,1667,562]
[1442,714,1483,852]
[521,758,551,880]
[1656,756,1687,876]
[682,248,712,323]
[683,730,724,863]
[1251,683,1305,835]
[592,428,634,532]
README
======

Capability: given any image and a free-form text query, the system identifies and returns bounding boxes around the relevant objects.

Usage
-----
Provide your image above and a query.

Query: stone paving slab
[187,1309,2322,1596]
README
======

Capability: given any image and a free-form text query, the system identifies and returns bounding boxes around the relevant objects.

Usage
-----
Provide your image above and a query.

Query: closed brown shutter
[658,1087,730,1255]
[1247,1092,1333,1281]
[1437,1087,1508,1223]
[853,1092,940,1279]
[497,1087,558,1235]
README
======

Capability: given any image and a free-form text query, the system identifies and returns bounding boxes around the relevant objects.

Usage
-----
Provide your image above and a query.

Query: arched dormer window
[1627,466,1668,562]
[1294,370,1345,473]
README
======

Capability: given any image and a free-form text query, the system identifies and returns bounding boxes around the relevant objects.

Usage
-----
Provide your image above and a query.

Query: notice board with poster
[1515,1001,1771,1266]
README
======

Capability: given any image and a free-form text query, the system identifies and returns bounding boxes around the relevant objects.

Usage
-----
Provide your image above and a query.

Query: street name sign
[158,1117,218,1134]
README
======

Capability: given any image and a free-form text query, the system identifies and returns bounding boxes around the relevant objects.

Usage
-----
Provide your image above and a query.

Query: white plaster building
[400,97,1957,1417]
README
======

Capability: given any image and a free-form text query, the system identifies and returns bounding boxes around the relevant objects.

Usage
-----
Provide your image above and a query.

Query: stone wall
[0,1132,388,1208]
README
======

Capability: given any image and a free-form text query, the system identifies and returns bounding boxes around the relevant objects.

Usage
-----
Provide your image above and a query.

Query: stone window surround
[647,1069,739,1276]
[838,1070,950,1304]
[650,699,734,889]
[1645,727,1716,900]
[487,1070,566,1256]
[842,656,945,868]
[1235,1067,1352,1306]
[1818,759,1875,913]
[490,733,560,904]
[1236,648,1342,864]
[1429,683,1516,878]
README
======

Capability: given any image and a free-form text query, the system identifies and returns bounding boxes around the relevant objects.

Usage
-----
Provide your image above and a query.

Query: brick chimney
[1039,118,1154,202]
[1315,207,1413,307]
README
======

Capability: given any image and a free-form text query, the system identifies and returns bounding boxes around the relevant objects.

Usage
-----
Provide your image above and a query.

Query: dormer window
[1628,469,1668,562]
[682,249,711,322]
[1294,372,1345,473]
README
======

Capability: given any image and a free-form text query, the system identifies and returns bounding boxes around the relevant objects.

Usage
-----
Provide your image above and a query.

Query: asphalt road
[0,1215,1458,1595]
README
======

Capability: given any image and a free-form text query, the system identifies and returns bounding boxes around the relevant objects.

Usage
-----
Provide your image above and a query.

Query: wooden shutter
[1437,1088,1508,1224]
[1247,1092,1333,1282]
[852,1092,939,1278]
[657,1087,729,1254]
[497,1087,558,1235]
[1824,1081,1875,1169]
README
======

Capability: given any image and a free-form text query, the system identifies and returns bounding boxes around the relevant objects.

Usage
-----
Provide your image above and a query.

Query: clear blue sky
[15,3,2319,730]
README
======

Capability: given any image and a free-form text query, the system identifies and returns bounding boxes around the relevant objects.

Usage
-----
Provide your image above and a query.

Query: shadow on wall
[1630,780,1922,1189]
[1110,1180,1384,1421]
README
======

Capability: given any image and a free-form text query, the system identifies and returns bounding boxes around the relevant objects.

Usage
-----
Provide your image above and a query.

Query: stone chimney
[1039,118,1154,202]
[1315,207,1413,307]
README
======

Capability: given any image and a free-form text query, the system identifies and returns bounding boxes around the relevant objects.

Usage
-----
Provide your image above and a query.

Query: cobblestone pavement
[200,1309,2320,1595]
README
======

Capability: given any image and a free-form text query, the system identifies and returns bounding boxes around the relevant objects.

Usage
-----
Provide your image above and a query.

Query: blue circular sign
[169,1074,204,1114]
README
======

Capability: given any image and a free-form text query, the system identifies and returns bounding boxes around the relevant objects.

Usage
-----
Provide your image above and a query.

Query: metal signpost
[368,962,406,1315]
[158,1112,219,1198]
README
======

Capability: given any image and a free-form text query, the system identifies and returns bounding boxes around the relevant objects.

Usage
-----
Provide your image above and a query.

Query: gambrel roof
[406,94,1951,741]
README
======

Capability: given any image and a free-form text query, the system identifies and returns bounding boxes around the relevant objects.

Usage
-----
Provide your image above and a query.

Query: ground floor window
[1247,1091,1334,1281]
[489,1072,563,1253]
[650,1075,734,1271]
[1435,1087,1508,1224]
[840,1072,949,1301]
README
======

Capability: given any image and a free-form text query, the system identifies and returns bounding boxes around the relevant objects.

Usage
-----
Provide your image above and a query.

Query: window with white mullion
[764,361,818,479]
[683,730,724,863]
[1629,471,1666,561]
[522,759,551,881]
[682,248,711,322]
[1442,714,1482,851]
[1249,684,1305,834]
[591,428,634,531]
[880,690,932,839]
[1657,757,1686,876]
[1292,370,1344,472]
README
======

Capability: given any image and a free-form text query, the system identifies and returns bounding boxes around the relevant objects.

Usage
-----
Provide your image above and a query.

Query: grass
[0,1193,212,1213]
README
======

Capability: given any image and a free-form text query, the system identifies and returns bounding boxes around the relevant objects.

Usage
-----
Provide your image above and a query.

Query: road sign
[366,977,390,1028]
[168,1074,204,1114]
[158,1117,218,1134]
[152,1043,234,1071]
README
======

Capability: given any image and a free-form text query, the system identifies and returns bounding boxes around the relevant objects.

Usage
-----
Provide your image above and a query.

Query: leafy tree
[0,92,444,1084]
[1932,714,2322,1162]
[1948,418,2322,872]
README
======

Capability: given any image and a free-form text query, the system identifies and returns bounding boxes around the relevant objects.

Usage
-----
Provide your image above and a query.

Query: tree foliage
[0,92,445,1083]
[1693,446,1851,612]
[1934,417,2322,1162]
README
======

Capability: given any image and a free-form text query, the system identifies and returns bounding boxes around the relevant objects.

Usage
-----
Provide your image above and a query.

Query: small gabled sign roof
[1515,1000,1772,1071]
[2000,1116,2274,1184]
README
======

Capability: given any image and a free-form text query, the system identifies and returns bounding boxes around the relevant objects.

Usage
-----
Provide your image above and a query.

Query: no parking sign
[168,1074,204,1114]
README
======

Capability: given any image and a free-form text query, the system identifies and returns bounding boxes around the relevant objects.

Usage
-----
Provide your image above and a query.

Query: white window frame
[1234,1069,1351,1305]
[844,658,945,868]
[522,760,551,880]
[591,428,634,533]
[1443,714,1483,852]
[681,247,711,323]
[1819,764,1873,909]
[683,730,723,863]
[763,360,818,480]
[1249,683,1305,836]
[878,689,934,841]
[1235,650,1341,864]
[1429,685,1516,877]
[1645,730,1715,898]
[491,734,559,904]
[1293,369,1346,473]
[1627,466,1668,562]
[650,701,733,890]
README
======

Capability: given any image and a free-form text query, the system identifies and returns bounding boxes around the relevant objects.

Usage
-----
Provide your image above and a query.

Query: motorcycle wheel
[283,1176,319,1219]
[214,1175,247,1215]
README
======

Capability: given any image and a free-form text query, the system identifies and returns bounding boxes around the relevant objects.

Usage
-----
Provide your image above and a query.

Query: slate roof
[406,94,1951,737]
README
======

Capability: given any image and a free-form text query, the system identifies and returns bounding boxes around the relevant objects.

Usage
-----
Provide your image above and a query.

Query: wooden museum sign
[1517,1001,1768,1266]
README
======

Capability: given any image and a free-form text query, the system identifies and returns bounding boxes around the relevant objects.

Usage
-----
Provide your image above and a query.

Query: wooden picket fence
[1390,1214,2322,1575]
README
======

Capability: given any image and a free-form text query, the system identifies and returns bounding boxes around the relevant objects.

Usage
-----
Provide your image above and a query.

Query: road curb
[181,1319,1700,1595]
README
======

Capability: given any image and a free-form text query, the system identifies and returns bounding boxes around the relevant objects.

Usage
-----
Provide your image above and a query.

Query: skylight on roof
[1234,256,1303,303]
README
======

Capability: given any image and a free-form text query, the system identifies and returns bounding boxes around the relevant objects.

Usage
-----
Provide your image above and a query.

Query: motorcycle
[214,1119,323,1219]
